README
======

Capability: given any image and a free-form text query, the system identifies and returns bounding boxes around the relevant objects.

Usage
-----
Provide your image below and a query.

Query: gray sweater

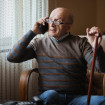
[7,30,105,95]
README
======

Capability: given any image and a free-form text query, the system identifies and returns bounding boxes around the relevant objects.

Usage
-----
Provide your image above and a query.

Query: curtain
[0,0,48,103]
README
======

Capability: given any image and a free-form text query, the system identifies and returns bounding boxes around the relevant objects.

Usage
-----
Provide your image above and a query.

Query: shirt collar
[50,33,70,42]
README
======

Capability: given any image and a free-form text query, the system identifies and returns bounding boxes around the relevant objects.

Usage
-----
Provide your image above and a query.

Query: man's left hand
[86,26,102,48]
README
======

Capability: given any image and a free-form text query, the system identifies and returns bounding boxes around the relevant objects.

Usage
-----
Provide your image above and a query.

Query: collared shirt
[51,33,70,42]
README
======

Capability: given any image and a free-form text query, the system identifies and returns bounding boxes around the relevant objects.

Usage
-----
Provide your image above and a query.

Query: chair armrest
[19,68,38,101]
[93,72,105,95]
[87,71,105,95]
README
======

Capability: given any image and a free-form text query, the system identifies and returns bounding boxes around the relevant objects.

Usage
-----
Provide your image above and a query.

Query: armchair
[19,68,105,101]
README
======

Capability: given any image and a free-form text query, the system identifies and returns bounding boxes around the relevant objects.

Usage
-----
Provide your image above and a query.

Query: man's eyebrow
[49,17,63,21]
[56,17,62,20]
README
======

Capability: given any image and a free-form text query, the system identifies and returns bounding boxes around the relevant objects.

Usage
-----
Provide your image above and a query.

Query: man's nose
[49,21,55,26]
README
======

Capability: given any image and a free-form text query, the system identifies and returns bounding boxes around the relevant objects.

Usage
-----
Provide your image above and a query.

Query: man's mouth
[49,28,56,32]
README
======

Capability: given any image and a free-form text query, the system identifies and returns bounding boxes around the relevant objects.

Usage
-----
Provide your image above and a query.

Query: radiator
[0,51,34,103]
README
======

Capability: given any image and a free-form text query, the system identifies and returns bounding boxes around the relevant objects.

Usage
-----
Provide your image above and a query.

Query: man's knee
[90,96,105,105]
[39,90,59,104]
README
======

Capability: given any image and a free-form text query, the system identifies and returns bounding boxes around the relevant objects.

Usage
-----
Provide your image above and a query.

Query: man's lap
[39,90,105,105]
[68,95,105,105]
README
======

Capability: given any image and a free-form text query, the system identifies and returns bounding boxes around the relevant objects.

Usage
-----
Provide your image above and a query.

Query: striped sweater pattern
[30,32,96,94]
[7,30,105,95]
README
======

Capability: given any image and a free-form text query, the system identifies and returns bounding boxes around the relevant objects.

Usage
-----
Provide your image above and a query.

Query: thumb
[86,28,90,35]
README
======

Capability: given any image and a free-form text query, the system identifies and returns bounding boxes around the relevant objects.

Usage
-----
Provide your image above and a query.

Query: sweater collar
[50,32,70,42]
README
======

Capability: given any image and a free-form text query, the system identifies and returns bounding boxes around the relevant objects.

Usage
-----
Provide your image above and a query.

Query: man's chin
[48,32,56,37]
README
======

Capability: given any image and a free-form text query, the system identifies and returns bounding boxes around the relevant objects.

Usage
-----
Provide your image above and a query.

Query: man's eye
[55,20,61,22]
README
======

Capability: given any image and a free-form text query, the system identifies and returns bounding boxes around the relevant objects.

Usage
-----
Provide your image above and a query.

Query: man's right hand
[32,17,48,34]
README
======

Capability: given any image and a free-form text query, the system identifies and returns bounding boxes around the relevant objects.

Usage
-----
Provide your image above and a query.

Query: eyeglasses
[46,19,72,26]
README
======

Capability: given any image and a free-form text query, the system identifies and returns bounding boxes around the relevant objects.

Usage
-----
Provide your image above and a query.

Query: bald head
[50,7,73,24]
[48,7,73,39]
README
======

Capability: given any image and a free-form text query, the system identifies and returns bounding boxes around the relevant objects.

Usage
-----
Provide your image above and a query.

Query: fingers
[86,28,90,33]
[32,17,49,34]
[86,28,90,36]
[38,16,49,25]
[98,36,102,45]
[88,26,101,36]
[86,26,102,48]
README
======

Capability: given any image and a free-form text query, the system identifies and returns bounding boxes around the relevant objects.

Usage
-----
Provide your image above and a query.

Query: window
[0,0,48,102]
[0,0,49,51]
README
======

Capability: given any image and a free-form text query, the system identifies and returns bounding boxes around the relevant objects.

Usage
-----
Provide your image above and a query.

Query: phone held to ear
[39,19,48,34]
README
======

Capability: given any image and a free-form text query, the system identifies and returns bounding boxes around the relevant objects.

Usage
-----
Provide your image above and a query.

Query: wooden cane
[87,34,100,105]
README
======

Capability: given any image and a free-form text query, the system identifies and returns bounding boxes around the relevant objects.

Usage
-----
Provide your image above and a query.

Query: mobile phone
[39,19,48,34]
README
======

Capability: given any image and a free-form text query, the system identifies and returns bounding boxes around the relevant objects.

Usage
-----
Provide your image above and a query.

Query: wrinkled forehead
[49,9,69,21]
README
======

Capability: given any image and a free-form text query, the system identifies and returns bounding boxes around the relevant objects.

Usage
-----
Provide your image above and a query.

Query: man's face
[48,9,72,39]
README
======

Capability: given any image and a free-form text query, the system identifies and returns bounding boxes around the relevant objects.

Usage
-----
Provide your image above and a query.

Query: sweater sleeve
[80,37,105,73]
[95,46,105,73]
[7,30,37,63]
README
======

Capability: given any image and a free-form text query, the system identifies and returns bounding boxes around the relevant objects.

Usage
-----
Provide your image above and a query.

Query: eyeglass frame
[46,19,72,26]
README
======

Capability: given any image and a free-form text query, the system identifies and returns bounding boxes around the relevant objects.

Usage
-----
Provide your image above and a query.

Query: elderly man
[7,7,105,105]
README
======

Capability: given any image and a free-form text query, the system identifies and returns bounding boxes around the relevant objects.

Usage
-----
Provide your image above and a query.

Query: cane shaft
[87,36,99,105]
